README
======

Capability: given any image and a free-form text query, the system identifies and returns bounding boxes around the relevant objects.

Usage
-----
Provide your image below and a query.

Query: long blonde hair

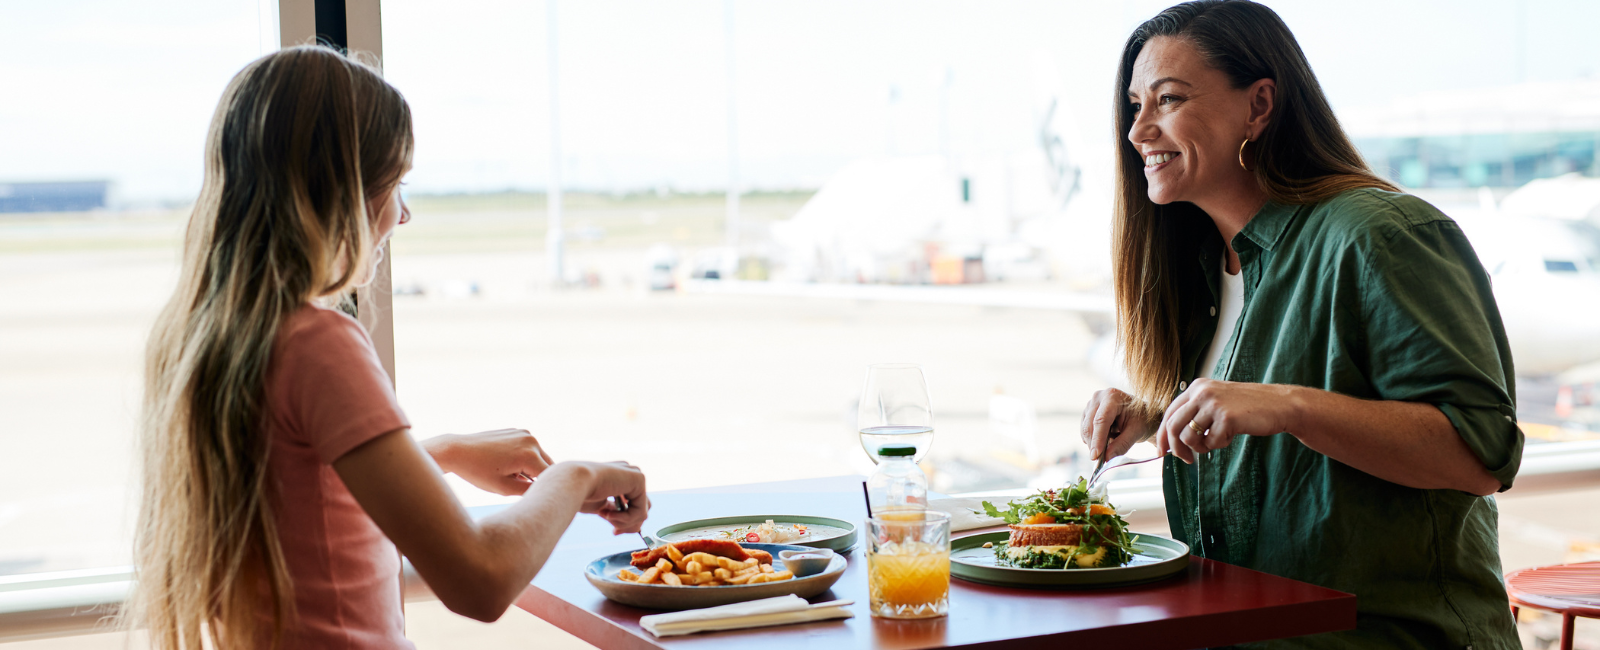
[130,45,412,649]
[1111,0,1398,418]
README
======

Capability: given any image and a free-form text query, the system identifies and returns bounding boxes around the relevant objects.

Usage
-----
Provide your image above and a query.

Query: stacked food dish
[981,478,1138,569]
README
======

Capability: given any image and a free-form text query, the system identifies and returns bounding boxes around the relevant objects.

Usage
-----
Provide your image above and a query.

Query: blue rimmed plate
[584,542,849,610]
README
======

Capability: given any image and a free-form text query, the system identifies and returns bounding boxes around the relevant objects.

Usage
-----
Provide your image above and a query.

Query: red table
[511,476,1355,649]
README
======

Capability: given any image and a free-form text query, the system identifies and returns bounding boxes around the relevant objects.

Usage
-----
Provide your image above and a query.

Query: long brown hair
[1112,0,1398,417]
[130,45,412,649]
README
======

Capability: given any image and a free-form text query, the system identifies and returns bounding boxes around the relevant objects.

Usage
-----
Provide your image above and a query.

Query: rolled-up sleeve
[1357,219,1523,489]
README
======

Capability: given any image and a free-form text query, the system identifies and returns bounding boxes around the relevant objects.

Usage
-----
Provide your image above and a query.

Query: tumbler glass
[865,510,950,619]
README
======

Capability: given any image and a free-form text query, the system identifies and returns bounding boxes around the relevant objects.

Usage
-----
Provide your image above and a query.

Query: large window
[374,0,1600,504]
[377,0,1151,507]
[0,1,269,577]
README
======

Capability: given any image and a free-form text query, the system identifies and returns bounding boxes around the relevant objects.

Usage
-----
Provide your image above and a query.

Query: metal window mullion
[280,0,396,385]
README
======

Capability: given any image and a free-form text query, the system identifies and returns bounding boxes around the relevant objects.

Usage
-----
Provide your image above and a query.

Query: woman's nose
[1128,108,1158,145]
[398,201,411,225]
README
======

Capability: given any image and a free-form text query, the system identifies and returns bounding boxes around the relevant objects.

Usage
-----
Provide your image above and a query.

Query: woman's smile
[1144,151,1180,173]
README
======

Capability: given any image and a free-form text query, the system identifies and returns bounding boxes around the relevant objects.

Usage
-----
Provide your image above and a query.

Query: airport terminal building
[0,180,110,214]
[1347,79,1600,189]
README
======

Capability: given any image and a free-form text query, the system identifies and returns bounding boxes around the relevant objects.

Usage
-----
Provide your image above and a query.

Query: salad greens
[980,477,1139,569]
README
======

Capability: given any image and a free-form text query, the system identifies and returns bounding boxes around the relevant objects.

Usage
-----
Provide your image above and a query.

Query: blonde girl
[132,45,649,649]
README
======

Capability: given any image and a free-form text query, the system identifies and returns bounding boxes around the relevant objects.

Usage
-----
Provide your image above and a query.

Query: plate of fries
[584,541,848,610]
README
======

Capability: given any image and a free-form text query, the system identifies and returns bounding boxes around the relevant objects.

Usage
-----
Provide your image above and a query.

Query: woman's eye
[1159,95,1179,105]
[1129,103,1142,113]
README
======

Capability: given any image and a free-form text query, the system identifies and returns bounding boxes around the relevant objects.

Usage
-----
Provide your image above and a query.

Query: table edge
[516,584,662,650]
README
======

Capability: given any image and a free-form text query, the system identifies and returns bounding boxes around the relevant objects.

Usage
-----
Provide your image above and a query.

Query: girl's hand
[1080,387,1154,461]
[1156,379,1303,464]
[425,429,554,496]
[567,461,650,534]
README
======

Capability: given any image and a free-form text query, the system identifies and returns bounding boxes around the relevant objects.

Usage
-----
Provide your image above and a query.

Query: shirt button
[1179,381,1188,390]
[1209,306,1217,316]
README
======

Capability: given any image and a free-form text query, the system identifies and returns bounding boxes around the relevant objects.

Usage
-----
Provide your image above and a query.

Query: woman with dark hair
[1079,1,1521,647]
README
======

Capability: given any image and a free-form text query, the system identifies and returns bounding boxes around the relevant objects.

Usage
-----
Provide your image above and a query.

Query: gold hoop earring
[1238,138,1252,172]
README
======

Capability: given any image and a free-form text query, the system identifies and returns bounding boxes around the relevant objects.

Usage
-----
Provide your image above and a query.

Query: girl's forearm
[339,431,594,622]
[1286,387,1500,496]
[471,463,592,611]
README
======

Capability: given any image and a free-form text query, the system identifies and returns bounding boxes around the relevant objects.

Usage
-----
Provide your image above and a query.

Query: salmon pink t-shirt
[260,304,414,649]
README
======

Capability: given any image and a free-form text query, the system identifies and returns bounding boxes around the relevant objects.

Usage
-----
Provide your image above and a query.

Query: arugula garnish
[981,499,1018,524]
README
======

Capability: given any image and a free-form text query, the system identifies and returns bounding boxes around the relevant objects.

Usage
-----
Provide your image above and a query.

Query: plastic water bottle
[867,444,928,517]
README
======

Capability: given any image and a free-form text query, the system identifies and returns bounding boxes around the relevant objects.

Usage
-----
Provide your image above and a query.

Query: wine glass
[857,363,934,464]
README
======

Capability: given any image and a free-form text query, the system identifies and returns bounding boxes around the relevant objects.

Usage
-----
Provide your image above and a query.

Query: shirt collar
[1236,200,1298,252]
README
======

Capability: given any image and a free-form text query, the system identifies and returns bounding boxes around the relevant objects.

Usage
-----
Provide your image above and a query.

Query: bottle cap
[877,444,916,457]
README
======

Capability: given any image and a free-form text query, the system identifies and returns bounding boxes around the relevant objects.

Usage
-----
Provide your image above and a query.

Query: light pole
[724,0,740,250]
[545,0,565,287]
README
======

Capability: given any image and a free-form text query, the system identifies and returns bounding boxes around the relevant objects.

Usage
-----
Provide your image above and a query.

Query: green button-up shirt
[1161,188,1523,649]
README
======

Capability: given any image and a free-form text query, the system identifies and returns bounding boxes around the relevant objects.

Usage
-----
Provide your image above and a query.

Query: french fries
[617,543,799,587]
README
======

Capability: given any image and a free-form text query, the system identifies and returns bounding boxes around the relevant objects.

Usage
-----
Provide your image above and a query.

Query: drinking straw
[861,481,873,519]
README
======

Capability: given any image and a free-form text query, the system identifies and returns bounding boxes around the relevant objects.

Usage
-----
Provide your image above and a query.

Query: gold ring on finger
[1187,420,1204,435]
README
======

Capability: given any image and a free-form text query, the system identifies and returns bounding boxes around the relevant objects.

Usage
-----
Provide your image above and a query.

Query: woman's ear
[1247,78,1276,140]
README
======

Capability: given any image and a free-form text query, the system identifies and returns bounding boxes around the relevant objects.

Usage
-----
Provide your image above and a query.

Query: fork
[1088,452,1164,487]
[609,495,651,549]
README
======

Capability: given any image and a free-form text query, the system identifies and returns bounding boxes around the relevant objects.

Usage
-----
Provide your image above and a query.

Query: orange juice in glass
[866,510,950,619]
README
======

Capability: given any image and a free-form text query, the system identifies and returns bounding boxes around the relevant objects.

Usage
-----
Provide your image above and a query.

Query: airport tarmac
[1,198,1597,648]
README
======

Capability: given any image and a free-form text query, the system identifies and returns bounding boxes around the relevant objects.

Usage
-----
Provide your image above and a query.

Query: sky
[2,0,1598,203]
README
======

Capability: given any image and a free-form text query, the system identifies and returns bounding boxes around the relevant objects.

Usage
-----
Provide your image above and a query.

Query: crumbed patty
[1005,523,1115,547]
[629,540,774,569]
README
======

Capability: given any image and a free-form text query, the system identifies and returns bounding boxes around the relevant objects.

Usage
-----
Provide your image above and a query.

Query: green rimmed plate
[949,531,1189,588]
[648,515,857,553]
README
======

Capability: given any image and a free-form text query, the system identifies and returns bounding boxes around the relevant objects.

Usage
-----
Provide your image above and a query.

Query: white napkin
[930,497,1007,532]
[638,595,854,637]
